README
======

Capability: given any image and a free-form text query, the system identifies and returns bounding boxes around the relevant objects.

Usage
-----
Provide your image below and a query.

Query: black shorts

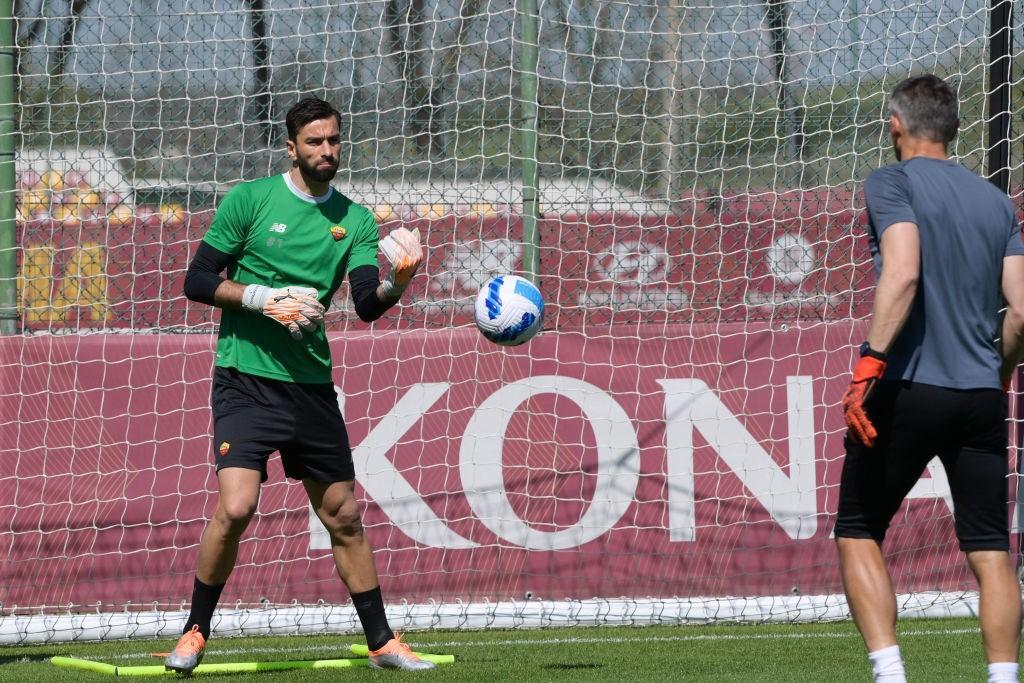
[834,380,1009,551]
[210,366,355,483]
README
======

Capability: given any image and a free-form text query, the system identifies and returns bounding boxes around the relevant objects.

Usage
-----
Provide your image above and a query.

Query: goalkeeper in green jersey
[166,97,433,674]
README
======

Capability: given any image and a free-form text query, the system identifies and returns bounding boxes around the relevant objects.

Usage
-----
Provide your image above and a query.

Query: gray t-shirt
[865,156,1024,389]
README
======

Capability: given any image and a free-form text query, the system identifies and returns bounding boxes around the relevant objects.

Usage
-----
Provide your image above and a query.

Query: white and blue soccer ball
[474,274,545,346]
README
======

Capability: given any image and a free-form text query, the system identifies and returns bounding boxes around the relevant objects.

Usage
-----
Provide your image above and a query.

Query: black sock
[351,586,394,651]
[184,577,225,640]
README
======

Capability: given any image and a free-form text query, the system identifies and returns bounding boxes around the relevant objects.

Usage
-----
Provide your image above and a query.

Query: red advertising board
[0,324,979,612]
[16,190,873,333]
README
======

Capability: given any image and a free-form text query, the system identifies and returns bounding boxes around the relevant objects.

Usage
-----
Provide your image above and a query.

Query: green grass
[0,618,996,682]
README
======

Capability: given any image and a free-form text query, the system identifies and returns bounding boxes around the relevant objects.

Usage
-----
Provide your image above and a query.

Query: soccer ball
[474,274,545,346]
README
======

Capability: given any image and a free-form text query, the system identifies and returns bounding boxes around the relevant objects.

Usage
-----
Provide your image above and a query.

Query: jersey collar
[282,172,334,204]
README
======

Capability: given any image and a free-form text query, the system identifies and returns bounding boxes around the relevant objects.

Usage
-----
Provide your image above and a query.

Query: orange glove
[842,354,886,447]
[377,227,423,300]
[241,285,325,340]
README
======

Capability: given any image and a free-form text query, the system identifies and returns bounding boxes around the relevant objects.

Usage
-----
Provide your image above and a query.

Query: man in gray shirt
[835,74,1024,683]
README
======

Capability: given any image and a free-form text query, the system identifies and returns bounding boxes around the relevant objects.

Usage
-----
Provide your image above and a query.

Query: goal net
[1,0,1016,643]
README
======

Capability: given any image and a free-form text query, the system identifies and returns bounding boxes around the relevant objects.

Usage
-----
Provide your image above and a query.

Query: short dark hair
[888,74,959,144]
[285,97,343,141]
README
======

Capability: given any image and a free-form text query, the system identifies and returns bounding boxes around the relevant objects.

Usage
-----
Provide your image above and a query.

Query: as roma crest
[330,225,347,241]
[219,441,231,457]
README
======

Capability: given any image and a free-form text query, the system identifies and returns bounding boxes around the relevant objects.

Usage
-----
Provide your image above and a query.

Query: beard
[296,156,338,183]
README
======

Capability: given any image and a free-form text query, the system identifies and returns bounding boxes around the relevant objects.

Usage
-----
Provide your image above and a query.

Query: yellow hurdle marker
[51,657,117,675]
[54,655,369,676]
[53,647,454,676]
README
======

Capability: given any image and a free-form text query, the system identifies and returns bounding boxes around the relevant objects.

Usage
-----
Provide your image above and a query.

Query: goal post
[0,0,14,336]
[0,1,1017,644]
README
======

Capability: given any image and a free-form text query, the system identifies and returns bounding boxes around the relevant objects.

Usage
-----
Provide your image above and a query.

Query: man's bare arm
[865,221,920,353]
[1000,255,1024,384]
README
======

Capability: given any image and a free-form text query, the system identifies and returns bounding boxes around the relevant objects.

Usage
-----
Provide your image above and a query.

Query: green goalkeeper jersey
[202,173,379,383]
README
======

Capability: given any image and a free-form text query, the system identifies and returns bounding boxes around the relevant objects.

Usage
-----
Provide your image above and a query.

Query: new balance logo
[269,223,288,233]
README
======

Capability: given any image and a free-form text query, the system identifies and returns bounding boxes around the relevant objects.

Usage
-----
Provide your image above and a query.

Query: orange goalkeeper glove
[242,285,325,340]
[377,227,423,300]
[842,347,887,447]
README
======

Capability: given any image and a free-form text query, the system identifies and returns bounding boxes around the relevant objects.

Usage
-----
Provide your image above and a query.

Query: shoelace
[378,633,417,657]
[176,625,204,654]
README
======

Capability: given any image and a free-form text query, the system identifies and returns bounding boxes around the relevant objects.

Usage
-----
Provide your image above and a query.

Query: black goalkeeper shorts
[834,380,1009,551]
[210,366,355,483]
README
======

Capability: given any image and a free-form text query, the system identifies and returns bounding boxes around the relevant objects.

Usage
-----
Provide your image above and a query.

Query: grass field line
[55,626,976,663]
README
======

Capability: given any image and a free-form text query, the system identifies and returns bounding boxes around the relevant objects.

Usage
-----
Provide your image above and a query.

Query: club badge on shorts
[330,225,347,241]
[219,441,231,457]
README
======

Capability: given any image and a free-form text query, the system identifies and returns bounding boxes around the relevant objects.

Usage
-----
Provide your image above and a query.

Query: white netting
[1,0,1020,643]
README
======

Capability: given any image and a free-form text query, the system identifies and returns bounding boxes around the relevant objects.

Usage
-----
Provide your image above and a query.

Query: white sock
[868,645,906,683]
[988,662,1019,683]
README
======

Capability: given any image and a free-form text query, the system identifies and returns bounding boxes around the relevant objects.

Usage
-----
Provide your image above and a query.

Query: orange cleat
[368,633,436,671]
[164,624,206,674]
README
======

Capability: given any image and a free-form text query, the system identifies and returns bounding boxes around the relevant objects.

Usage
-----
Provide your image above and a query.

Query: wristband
[241,284,271,312]
[377,271,408,301]
[859,341,887,361]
